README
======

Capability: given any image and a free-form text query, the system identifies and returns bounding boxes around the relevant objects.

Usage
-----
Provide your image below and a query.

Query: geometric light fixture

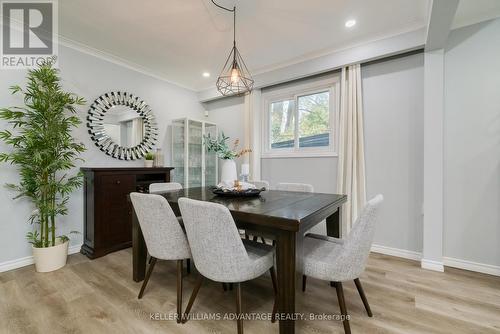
[212,0,254,96]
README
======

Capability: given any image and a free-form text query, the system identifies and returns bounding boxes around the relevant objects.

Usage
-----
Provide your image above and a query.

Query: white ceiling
[59,0,500,92]
[59,0,430,90]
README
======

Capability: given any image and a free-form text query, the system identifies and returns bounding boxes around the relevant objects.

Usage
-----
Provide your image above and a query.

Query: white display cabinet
[171,118,218,188]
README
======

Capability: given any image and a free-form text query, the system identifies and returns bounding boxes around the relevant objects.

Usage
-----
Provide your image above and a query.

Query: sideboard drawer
[98,174,136,208]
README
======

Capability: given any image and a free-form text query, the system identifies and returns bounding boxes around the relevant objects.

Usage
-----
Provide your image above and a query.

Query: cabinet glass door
[204,123,218,187]
[172,120,185,186]
[188,120,203,188]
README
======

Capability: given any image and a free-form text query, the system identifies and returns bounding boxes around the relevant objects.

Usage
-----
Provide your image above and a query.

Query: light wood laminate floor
[1,249,499,334]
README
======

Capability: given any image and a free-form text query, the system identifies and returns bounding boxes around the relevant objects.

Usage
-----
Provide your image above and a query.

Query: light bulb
[230,68,240,83]
[345,19,356,28]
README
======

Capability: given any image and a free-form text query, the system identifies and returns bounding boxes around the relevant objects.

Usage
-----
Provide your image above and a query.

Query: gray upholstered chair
[147,182,190,270]
[244,180,270,241]
[149,182,182,194]
[178,198,278,333]
[302,194,383,334]
[130,192,191,323]
[249,180,270,190]
[276,182,314,192]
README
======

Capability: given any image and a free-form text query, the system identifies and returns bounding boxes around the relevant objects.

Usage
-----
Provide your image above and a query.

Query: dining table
[131,187,347,334]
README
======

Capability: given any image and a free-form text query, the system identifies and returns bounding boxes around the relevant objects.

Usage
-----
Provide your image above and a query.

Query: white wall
[261,157,337,193]
[443,19,500,267]
[0,45,205,265]
[363,53,425,253]
[205,96,246,178]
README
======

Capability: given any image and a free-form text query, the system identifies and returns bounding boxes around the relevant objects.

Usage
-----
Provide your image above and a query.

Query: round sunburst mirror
[86,91,158,160]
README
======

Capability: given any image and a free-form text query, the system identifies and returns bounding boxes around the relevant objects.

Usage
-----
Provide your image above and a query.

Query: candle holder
[240,163,250,182]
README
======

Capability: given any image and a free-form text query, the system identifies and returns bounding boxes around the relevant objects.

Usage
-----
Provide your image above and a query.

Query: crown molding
[57,35,196,92]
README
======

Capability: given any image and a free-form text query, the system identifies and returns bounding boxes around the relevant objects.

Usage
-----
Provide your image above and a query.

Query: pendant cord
[210,0,236,46]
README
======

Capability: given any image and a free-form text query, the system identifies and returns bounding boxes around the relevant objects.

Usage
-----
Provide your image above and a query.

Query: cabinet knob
[116,180,121,185]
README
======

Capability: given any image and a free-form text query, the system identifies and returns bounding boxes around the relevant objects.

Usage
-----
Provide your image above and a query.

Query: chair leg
[260,237,267,244]
[138,257,157,299]
[235,282,243,334]
[354,278,372,317]
[245,233,250,240]
[176,260,183,323]
[302,275,307,292]
[182,275,204,323]
[252,236,258,242]
[334,282,351,334]
[186,259,191,275]
[270,267,278,323]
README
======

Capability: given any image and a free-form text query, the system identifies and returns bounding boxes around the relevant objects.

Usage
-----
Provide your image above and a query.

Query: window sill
[261,151,338,159]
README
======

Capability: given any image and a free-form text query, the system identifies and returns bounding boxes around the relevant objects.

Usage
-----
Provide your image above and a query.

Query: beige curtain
[337,64,366,235]
[244,89,262,180]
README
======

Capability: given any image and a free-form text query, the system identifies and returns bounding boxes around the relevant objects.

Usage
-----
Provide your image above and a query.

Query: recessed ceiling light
[202,72,210,77]
[345,19,356,28]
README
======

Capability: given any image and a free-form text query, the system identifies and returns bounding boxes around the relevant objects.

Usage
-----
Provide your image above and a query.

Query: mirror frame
[87,91,158,160]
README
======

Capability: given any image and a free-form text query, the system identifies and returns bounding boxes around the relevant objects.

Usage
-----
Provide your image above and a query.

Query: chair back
[249,180,270,190]
[276,182,314,192]
[149,182,182,194]
[178,198,250,282]
[130,193,190,260]
[338,195,383,278]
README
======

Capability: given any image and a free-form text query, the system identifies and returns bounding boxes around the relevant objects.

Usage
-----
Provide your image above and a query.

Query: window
[263,79,338,157]
[270,99,295,148]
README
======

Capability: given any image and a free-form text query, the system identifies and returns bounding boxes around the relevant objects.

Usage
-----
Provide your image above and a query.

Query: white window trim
[261,77,340,159]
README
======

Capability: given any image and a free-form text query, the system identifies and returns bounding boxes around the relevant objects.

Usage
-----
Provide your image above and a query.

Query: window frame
[262,77,339,158]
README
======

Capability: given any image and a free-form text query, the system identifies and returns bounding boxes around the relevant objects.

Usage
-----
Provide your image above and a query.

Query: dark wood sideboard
[80,167,174,259]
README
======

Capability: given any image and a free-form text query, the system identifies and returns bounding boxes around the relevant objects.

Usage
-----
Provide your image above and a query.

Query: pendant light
[212,0,254,96]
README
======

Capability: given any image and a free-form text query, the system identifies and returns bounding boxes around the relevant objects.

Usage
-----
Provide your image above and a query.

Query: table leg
[295,230,304,278]
[132,206,147,282]
[276,230,296,334]
[326,205,342,238]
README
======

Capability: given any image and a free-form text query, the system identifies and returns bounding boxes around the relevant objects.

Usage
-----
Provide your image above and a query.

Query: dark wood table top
[159,187,347,232]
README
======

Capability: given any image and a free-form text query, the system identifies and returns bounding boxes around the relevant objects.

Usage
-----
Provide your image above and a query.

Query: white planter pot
[32,239,69,273]
[221,159,237,182]
[144,160,154,168]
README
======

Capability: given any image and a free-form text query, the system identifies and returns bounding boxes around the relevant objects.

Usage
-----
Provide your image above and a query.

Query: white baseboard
[371,244,500,277]
[0,244,82,273]
[444,256,500,276]
[421,258,445,272]
[371,244,422,261]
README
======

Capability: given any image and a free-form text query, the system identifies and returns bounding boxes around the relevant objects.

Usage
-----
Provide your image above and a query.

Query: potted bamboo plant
[0,59,86,272]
